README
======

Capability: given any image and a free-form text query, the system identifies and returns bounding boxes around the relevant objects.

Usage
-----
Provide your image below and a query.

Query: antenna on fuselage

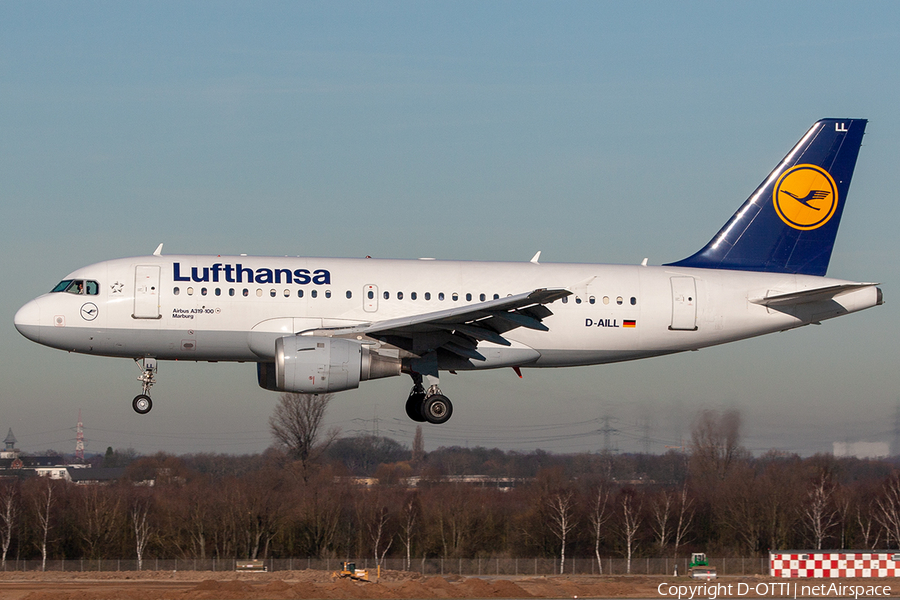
[530,251,541,264]
[153,243,163,256]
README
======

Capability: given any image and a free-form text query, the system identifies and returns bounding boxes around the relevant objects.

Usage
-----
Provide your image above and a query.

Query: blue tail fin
[666,119,867,276]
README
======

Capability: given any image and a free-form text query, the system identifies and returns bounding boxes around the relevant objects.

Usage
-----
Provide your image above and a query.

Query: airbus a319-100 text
[14,119,882,424]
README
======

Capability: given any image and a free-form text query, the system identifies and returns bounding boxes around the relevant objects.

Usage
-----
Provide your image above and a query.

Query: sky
[2,1,899,458]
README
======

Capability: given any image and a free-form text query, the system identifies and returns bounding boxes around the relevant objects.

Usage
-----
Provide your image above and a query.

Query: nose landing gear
[133,358,156,414]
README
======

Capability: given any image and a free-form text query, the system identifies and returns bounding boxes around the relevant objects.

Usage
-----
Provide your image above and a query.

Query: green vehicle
[688,553,717,579]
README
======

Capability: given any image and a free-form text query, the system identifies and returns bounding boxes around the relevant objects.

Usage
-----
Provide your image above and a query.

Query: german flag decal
[623,320,636,328]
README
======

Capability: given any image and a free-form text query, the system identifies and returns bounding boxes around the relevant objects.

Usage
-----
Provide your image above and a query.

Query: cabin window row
[171,287,637,306]
[561,295,638,306]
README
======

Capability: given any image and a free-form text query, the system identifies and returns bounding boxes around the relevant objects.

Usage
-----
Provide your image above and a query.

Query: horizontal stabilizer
[750,283,878,307]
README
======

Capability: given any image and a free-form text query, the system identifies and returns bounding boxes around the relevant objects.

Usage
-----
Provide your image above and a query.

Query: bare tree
[589,486,611,575]
[369,505,393,568]
[412,426,425,467]
[547,491,577,574]
[804,473,838,550]
[131,499,152,571]
[269,392,337,480]
[620,491,642,574]
[650,490,672,552]
[0,480,17,569]
[857,502,883,549]
[399,494,419,571]
[671,483,694,561]
[690,409,746,485]
[72,485,123,559]
[875,476,900,547]
[33,479,53,572]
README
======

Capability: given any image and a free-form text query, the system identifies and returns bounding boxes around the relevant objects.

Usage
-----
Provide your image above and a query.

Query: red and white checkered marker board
[770,552,900,578]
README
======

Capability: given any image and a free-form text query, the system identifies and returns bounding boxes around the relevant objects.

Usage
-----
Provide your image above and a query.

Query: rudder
[666,119,867,276]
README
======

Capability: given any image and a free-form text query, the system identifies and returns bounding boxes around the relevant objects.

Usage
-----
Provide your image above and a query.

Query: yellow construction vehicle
[332,562,370,582]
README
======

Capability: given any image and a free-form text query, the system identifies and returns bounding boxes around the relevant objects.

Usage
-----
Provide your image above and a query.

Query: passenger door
[133,265,161,319]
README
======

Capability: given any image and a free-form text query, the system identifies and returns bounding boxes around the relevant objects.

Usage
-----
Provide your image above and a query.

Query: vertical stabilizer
[666,119,866,276]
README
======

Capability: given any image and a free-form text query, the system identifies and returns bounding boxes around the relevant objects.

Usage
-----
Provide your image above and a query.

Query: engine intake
[257,336,400,393]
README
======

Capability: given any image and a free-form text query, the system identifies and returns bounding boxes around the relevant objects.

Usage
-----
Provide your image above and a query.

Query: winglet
[530,251,541,264]
[153,243,164,256]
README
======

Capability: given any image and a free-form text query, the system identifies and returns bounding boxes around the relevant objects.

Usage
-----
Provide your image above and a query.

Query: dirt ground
[0,569,896,600]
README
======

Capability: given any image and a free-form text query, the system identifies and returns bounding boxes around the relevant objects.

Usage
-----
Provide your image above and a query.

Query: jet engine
[257,336,401,393]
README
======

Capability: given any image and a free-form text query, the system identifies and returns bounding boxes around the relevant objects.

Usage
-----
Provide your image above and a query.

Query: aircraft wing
[749,283,879,307]
[303,288,570,360]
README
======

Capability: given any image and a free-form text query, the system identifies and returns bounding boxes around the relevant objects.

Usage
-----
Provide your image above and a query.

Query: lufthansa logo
[773,164,838,230]
[80,303,98,321]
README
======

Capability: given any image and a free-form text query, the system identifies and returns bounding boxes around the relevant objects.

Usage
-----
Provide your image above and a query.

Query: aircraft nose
[14,299,42,342]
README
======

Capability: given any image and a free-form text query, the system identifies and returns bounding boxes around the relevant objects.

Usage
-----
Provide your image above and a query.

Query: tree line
[1,405,900,570]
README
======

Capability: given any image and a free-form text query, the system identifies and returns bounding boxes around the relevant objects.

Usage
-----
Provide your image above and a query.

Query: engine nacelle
[257,336,401,393]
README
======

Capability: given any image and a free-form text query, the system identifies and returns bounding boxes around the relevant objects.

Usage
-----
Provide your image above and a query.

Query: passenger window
[631,297,637,305]
[346,290,352,299]
[616,296,624,305]
[311,289,318,298]
[493,294,499,300]
[174,287,180,296]
[603,296,610,305]
[425,292,431,301]
[229,288,235,297]
[466,293,472,301]
[411,292,417,300]
[479,293,485,302]
[589,296,596,304]
[325,290,331,298]
[201,288,207,296]
[283,289,290,297]
[452,293,459,301]
[575,297,582,304]
[298,289,304,298]
[215,288,221,296]
[368,290,374,300]
[562,296,568,304]
[438,292,445,301]
[384,291,390,300]
[270,289,276,297]
[243,289,249,297]
[256,289,262,297]
[187,287,194,296]
[397,291,403,300]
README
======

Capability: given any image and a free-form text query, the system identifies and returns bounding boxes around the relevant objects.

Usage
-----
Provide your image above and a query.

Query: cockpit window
[51,280,73,293]
[50,279,99,295]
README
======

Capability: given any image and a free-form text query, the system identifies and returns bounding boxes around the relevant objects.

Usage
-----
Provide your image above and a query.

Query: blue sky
[2,2,898,456]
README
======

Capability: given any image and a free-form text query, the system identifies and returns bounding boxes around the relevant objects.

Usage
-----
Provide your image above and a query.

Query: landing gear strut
[405,374,453,424]
[133,358,156,415]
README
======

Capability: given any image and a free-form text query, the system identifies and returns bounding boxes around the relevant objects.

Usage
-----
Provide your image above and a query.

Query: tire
[422,394,453,425]
[405,392,427,422]
[133,394,153,414]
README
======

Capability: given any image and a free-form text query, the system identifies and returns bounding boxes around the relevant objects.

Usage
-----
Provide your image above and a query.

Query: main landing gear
[132,357,156,415]
[405,374,453,425]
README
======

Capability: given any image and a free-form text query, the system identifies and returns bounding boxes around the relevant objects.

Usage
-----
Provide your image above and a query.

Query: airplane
[14,119,882,424]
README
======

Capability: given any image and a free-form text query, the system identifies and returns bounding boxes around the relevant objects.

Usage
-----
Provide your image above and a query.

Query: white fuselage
[13,254,882,370]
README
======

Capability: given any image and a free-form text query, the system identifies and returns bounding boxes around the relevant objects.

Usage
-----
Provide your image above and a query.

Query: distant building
[0,427,112,483]
[833,441,890,459]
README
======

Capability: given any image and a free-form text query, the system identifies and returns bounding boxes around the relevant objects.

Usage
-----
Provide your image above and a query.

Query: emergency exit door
[133,265,161,319]
[670,276,697,331]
